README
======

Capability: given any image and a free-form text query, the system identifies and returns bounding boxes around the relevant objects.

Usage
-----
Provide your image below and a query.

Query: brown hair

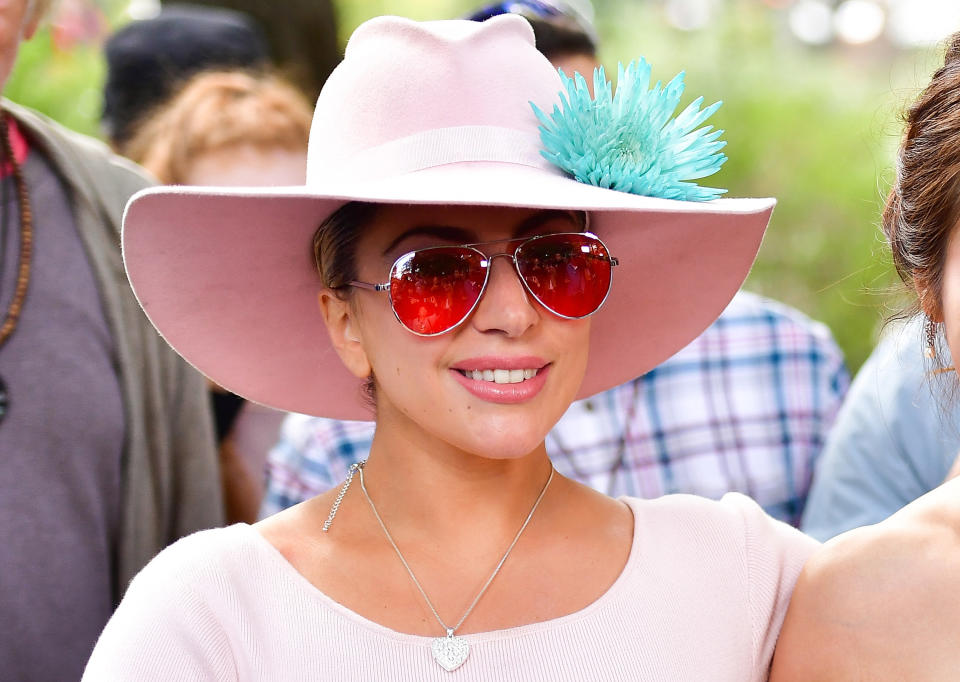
[122,70,313,184]
[313,201,380,406]
[883,32,960,322]
[313,202,379,292]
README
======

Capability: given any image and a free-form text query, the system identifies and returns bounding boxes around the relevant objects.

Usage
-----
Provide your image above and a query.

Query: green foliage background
[8,0,948,371]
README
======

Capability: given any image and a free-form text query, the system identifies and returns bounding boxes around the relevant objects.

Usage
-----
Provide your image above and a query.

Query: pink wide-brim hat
[122,15,775,421]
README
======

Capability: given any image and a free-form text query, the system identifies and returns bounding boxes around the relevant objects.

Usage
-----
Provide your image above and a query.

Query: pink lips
[449,357,550,404]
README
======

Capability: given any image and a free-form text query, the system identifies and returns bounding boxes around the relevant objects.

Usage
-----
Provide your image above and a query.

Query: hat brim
[123,162,774,420]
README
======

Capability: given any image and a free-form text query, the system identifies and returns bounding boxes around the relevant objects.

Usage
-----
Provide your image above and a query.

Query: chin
[451,416,554,460]
[462,441,544,461]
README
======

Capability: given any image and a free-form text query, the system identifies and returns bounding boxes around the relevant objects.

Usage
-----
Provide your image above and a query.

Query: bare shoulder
[554,476,634,543]
[536,476,634,573]
[255,490,343,566]
[770,479,960,681]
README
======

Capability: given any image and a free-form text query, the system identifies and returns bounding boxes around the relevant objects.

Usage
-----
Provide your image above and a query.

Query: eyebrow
[382,225,477,256]
[513,209,586,237]
[381,209,587,256]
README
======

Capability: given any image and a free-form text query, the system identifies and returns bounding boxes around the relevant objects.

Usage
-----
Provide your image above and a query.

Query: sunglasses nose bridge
[484,251,518,264]
[478,251,533,316]
[484,251,526,288]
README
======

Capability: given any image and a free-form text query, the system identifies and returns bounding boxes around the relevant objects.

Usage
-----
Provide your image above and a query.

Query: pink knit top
[82,494,817,681]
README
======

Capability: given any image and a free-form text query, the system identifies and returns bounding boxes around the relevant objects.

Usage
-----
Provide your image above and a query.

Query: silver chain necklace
[326,460,554,672]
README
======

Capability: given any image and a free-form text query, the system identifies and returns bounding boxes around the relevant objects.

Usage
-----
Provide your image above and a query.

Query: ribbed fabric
[82,494,817,681]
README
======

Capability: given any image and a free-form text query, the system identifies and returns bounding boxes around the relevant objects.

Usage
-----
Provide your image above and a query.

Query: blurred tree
[164,0,341,100]
[6,28,105,137]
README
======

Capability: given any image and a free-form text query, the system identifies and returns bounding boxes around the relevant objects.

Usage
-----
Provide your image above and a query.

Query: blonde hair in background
[123,70,314,185]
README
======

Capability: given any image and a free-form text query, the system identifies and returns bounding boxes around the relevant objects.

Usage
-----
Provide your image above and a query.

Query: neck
[358,418,555,550]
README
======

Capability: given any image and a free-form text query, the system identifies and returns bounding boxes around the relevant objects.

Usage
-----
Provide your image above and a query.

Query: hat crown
[306,16,564,183]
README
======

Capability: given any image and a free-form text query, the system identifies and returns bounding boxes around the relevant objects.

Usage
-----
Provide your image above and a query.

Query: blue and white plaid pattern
[261,291,849,526]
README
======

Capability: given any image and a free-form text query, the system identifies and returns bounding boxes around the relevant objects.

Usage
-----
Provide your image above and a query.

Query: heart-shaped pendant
[431,631,469,672]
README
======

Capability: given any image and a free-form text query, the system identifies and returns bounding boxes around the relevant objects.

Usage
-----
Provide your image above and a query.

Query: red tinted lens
[516,234,612,318]
[389,247,487,335]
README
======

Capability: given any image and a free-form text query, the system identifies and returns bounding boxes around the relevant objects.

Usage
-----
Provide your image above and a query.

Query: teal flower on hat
[531,60,727,201]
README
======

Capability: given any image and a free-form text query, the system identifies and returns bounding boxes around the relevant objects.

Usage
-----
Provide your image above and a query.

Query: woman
[770,32,960,681]
[83,15,814,680]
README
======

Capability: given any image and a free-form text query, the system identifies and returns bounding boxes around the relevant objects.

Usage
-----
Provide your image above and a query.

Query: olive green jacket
[7,100,224,603]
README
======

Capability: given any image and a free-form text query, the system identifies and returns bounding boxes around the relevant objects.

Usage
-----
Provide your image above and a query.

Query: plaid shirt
[262,291,849,526]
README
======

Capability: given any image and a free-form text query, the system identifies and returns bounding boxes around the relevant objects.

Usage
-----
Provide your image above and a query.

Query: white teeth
[462,368,540,384]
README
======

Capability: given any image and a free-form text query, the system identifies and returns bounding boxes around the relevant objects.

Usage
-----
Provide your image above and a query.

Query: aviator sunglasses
[350,232,618,336]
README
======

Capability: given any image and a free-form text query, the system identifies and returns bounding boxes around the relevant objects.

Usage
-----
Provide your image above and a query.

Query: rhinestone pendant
[431,630,469,672]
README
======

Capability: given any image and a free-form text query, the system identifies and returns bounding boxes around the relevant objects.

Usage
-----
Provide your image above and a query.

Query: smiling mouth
[456,368,540,384]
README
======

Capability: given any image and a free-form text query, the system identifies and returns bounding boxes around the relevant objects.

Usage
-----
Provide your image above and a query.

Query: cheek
[358,299,402,370]
[528,314,592,415]
[360,307,444,400]
[564,319,592,390]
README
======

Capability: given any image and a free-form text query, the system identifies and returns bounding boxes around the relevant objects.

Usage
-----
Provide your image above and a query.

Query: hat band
[307,125,559,184]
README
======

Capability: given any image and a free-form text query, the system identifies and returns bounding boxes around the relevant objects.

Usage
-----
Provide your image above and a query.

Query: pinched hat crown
[307,16,563,185]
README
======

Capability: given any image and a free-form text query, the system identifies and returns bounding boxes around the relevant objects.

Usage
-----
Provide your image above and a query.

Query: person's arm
[771,476,960,681]
[220,437,263,524]
[216,394,288,524]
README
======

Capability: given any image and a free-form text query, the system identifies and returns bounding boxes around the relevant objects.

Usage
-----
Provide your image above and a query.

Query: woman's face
[339,204,593,460]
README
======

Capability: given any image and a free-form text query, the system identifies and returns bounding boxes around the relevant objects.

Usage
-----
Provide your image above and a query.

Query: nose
[469,253,538,337]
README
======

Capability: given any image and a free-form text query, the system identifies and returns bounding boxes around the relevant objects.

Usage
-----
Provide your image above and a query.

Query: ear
[916,277,944,323]
[317,290,372,379]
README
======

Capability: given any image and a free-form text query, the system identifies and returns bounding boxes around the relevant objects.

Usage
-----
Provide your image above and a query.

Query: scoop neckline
[242,496,643,645]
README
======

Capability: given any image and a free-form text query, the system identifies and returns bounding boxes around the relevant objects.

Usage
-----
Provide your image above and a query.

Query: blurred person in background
[165,0,340,100]
[102,3,270,152]
[801,315,960,540]
[261,0,850,528]
[771,32,960,679]
[102,6,316,524]
[467,0,600,87]
[0,1,222,680]
[123,69,313,523]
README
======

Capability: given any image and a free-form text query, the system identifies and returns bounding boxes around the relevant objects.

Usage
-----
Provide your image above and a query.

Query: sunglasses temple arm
[349,280,391,292]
